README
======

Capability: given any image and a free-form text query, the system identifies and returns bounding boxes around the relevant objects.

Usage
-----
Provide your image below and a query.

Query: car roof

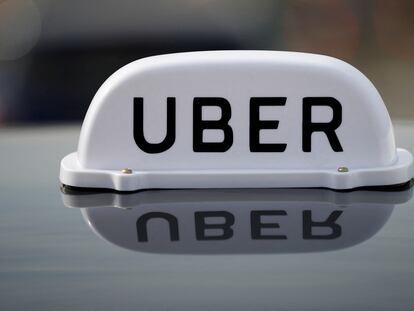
[1,121,414,310]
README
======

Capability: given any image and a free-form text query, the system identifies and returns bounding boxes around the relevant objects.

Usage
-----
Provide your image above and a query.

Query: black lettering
[251,210,287,239]
[195,211,234,240]
[303,210,343,239]
[302,97,343,152]
[193,97,233,152]
[250,97,287,152]
[133,97,176,153]
[137,212,179,242]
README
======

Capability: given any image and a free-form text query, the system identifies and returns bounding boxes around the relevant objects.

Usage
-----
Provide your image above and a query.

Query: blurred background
[0,0,413,125]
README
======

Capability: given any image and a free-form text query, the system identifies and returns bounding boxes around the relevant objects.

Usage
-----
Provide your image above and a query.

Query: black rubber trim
[60,179,414,195]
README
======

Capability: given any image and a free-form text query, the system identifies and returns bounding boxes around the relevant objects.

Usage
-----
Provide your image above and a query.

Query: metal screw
[121,168,133,174]
[337,166,349,173]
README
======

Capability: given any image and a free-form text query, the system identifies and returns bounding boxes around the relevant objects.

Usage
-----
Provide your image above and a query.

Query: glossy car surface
[1,121,414,310]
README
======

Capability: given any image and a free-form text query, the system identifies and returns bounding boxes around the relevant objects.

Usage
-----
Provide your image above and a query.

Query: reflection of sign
[136,209,343,242]
[61,187,412,254]
[60,51,413,191]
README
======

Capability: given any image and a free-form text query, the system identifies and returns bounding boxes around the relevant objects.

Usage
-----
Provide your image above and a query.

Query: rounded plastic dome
[60,51,413,191]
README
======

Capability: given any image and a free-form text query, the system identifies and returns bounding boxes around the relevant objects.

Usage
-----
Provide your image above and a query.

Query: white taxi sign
[60,51,413,191]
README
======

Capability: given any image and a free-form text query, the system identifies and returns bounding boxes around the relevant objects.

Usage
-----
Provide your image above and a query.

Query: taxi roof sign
[60,51,414,191]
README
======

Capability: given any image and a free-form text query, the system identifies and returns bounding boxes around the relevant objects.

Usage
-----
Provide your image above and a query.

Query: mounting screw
[121,168,133,174]
[337,166,349,173]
